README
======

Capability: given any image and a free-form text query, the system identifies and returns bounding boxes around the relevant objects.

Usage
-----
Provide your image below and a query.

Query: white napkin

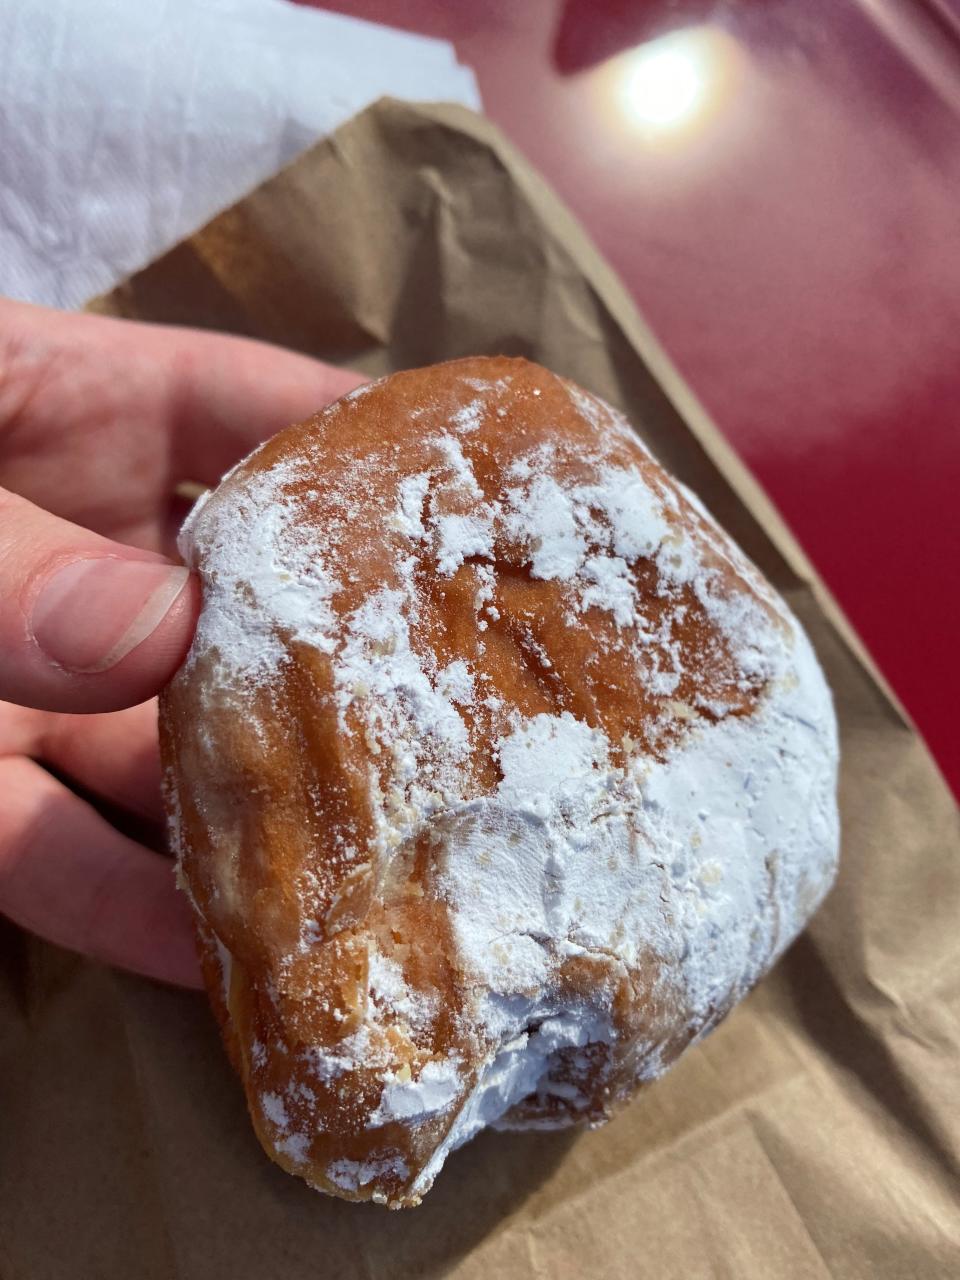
[0,0,480,309]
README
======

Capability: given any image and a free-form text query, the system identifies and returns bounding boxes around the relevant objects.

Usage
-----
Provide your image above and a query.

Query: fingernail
[33,558,191,674]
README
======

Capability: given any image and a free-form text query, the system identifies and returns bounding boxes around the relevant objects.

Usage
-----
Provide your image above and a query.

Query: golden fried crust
[160,357,838,1207]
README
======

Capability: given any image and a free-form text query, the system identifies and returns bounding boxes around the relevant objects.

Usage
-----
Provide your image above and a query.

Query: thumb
[0,488,199,713]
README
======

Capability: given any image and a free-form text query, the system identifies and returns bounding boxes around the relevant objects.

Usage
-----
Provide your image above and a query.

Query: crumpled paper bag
[2,99,958,1280]
[0,0,478,309]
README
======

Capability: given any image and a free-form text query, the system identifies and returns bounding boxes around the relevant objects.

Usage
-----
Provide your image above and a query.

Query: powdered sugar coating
[163,356,839,1207]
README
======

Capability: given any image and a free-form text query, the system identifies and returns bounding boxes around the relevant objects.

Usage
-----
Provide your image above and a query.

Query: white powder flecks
[500,457,672,625]
[289,1081,318,1105]
[327,1154,410,1194]
[495,712,611,821]
[463,375,512,397]
[393,472,430,538]
[308,1026,375,1083]
[632,623,838,1022]
[563,382,606,432]
[336,589,468,756]
[341,380,382,404]
[179,460,340,680]
[437,660,474,705]
[276,1132,311,1164]
[499,450,787,687]
[368,948,437,1033]
[581,553,636,627]
[433,510,494,575]
[440,809,556,997]
[425,435,496,574]
[563,382,657,465]
[261,1091,290,1129]
[368,1058,462,1128]
[391,436,496,573]
[602,473,672,560]
[473,563,496,616]
[504,474,583,580]
[432,434,483,498]
[450,398,484,433]
[507,456,533,481]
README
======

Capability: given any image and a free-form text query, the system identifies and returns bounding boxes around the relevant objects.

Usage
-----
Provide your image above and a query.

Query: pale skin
[0,299,364,987]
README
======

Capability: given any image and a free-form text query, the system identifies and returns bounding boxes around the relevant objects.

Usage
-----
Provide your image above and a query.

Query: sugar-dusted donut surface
[160,356,839,1207]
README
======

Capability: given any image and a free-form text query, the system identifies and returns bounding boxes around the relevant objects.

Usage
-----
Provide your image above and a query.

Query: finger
[46,701,163,822]
[0,699,164,822]
[162,325,368,483]
[0,486,199,713]
[0,756,202,988]
[0,298,367,491]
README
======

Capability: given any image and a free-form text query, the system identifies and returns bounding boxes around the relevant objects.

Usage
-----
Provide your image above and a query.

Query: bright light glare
[626,44,704,127]
[620,28,736,138]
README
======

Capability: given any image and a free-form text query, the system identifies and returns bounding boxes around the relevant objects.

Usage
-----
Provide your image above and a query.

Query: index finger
[0,299,368,487]
[160,325,368,484]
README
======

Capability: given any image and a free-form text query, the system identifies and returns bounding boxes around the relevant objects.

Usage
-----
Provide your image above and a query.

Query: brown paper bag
[2,100,957,1279]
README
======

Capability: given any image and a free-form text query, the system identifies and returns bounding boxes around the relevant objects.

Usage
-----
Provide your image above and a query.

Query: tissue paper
[0,0,479,308]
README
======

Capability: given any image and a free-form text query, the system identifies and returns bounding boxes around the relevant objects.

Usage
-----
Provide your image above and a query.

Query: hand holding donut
[0,299,363,985]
